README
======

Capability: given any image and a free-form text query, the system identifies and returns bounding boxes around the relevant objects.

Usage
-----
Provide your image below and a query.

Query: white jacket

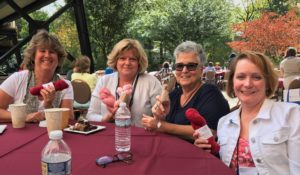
[217,99,300,175]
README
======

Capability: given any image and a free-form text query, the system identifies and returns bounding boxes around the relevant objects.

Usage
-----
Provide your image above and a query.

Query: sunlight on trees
[227,8,300,64]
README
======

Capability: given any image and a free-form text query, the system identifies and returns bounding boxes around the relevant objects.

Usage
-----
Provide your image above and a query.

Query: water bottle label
[42,159,71,175]
[115,117,131,127]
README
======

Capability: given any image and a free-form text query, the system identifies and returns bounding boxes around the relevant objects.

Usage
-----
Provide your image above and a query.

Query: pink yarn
[117,84,132,96]
[99,84,133,113]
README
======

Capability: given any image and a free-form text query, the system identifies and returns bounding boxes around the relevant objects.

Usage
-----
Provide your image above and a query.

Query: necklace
[181,83,202,107]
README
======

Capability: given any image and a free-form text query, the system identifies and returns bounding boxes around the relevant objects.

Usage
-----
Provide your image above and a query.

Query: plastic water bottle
[41,130,71,175]
[115,102,131,152]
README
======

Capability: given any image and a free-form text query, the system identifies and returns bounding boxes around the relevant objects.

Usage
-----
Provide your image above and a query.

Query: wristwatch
[157,120,162,129]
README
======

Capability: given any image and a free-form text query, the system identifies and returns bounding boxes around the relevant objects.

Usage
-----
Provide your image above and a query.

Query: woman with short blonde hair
[87,39,161,127]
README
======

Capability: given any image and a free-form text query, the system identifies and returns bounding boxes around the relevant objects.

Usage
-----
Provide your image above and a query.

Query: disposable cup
[9,103,27,128]
[44,108,63,133]
[60,108,70,129]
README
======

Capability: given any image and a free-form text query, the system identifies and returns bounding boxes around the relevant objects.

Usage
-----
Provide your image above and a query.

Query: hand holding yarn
[116,84,133,106]
[185,108,220,154]
[99,84,133,114]
[29,79,69,96]
[99,88,116,113]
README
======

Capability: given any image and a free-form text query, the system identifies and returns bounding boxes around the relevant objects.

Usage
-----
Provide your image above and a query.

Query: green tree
[264,0,290,15]
[84,0,138,69]
[129,0,232,68]
[16,10,49,38]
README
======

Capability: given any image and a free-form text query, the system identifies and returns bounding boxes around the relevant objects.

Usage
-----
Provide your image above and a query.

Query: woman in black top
[142,41,229,140]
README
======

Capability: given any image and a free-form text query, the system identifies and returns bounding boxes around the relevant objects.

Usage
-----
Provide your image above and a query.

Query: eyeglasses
[95,152,133,168]
[174,63,198,71]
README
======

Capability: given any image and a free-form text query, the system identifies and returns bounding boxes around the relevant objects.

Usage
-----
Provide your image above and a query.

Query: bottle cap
[49,130,63,140]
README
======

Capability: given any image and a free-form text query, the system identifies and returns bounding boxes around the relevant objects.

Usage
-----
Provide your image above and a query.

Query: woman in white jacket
[194,51,300,175]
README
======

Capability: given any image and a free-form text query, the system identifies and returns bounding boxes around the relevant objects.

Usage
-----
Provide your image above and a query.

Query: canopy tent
[0,0,94,73]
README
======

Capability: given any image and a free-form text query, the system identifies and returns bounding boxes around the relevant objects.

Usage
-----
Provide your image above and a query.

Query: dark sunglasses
[95,152,133,168]
[174,63,198,71]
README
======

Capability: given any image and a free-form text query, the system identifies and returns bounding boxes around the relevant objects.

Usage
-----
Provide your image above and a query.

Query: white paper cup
[9,103,27,128]
[61,108,70,129]
[44,108,63,133]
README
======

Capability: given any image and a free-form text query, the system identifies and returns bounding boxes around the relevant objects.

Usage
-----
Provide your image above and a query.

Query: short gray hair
[173,41,206,66]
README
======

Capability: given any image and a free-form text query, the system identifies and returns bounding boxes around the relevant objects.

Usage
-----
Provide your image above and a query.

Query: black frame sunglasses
[95,152,133,168]
[174,63,198,71]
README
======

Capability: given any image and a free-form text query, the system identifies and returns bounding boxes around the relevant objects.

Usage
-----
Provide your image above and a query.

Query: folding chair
[71,79,91,119]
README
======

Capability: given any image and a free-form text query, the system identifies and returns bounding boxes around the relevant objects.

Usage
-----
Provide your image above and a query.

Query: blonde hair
[22,29,67,73]
[226,51,278,98]
[107,39,148,73]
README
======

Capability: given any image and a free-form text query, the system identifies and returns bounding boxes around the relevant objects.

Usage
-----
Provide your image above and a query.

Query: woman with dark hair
[71,55,97,91]
[280,47,300,88]
[195,51,300,174]
[0,30,74,122]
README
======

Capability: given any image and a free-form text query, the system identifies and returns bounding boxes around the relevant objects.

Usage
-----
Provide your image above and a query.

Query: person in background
[194,51,300,174]
[203,62,216,74]
[214,62,221,71]
[0,30,74,122]
[142,41,230,141]
[71,55,97,91]
[104,67,114,75]
[87,39,161,127]
[154,61,176,90]
[279,47,300,89]
[228,52,236,70]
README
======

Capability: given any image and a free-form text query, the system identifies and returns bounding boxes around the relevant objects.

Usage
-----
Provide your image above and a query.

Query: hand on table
[141,114,159,132]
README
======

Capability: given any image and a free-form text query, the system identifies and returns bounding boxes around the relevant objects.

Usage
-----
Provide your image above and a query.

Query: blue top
[166,83,230,130]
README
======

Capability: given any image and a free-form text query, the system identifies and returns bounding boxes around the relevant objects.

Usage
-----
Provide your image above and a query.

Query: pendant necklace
[181,83,202,107]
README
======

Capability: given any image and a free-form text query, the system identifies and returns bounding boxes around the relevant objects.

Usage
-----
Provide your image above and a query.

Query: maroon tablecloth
[0,122,234,175]
[0,123,47,158]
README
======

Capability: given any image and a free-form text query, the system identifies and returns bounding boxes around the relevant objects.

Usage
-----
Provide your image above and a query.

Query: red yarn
[185,108,220,154]
[29,79,69,96]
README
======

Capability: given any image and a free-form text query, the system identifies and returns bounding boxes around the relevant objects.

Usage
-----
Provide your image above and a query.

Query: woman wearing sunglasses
[142,41,230,141]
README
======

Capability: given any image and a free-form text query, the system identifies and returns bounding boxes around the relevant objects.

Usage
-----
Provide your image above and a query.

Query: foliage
[129,0,233,69]
[232,0,267,22]
[227,8,300,62]
[16,10,49,38]
[263,0,290,15]
[230,0,298,23]
[50,8,81,72]
[84,0,138,69]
